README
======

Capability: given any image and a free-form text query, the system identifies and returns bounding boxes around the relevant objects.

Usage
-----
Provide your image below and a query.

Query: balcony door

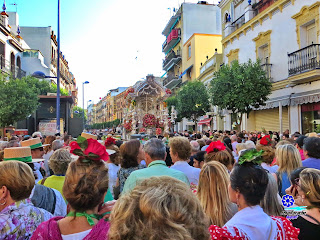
[307,23,317,46]
[0,41,4,69]
[10,52,15,76]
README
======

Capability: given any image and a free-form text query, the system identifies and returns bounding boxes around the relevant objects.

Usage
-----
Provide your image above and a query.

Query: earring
[236,197,240,208]
[0,198,6,206]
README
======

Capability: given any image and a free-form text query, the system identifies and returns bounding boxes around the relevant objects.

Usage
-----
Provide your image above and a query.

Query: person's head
[193,151,206,169]
[197,139,206,149]
[256,145,275,165]
[0,161,35,211]
[229,151,269,208]
[49,149,72,175]
[190,140,200,153]
[63,135,71,145]
[63,158,109,212]
[120,140,144,168]
[169,137,191,162]
[236,143,247,155]
[44,135,56,153]
[197,161,234,226]
[296,168,320,209]
[52,140,63,151]
[245,140,256,149]
[7,140,20,148]
[106,144,121,166]
[205,145,234,171]
[295,135,307,150]
[276,144,302,175]
[260,173,284,216]
[32,132,42,139]
[108,176,210,240]
[303,137,320,159]
[144,138,166,165]
[230,135,237,142]
[21,138,45,159]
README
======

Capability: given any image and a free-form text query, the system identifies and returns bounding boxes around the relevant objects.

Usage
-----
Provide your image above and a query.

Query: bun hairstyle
[63,159,109,212]
[231,149,269,206]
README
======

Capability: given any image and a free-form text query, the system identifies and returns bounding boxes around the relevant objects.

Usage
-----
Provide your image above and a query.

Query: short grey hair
[52,140,63,151]
[190,140,200,152]
[144,138,166,160]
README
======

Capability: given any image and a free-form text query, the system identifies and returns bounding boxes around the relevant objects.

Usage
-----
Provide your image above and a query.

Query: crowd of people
[0,128,319,239]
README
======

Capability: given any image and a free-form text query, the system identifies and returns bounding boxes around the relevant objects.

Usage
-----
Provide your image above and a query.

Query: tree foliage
[165,96,178,115]
[73,106,87,120]
[50,84,70,96]
[209,59,272,129]
[87,119,121,130]
[176,80,210,123]
[0,75,39,127]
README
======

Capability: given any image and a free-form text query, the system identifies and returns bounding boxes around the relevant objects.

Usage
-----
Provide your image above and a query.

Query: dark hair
[64,135,71,142]
[290,167,308,184]
[193,151,206,163]
[230,163,268,206]
[120,140,140,168]
[115,140,123,148]
[223,137,232,151]
[295,135,307,148]
[303,137,320,159]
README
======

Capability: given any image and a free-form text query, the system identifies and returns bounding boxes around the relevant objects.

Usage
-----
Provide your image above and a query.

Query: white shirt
[43,150,54,176]
[170,161,201,185]
[62,229,91,240]
[107,163,120,197]
[261,163,279,174]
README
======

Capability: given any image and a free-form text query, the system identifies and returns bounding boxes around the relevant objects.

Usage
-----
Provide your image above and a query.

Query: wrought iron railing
[261,62,272,80]
[0,55,26,78]
[163,74,178,86]
[288,44,320,76]
[163,50,181,68]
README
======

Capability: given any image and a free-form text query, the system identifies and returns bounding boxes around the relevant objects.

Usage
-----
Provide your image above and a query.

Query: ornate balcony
[163,74,181,89]
[261,57,272,81]
[162,28,181,53]
[288,44,320,83]
[0,55,26,78]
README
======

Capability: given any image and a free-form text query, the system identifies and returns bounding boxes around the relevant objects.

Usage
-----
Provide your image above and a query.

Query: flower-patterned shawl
[0,198,52,240]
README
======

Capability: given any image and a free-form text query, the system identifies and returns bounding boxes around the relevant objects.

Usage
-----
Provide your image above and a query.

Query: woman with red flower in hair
[32,136,115,240]
[205,140,235,172]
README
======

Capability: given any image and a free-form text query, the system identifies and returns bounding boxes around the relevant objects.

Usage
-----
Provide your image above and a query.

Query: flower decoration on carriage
[139,128,146,133]
[165,89,172,95]
[156,118,164,128]
[156,128,162,136]
[143,114,156,128]
[123,120,132,132]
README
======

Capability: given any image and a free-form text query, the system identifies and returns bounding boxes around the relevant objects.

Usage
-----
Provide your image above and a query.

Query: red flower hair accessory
[206,140,226,154]
[70,136,109,162]
[260,135,271,146]
[105,137,116,147]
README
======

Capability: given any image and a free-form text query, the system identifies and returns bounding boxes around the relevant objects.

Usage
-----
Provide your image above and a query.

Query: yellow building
[218,0,320,133]
[162,2,222,90]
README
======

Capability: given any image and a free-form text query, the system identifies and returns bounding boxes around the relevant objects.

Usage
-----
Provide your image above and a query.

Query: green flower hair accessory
[238,149,264,165]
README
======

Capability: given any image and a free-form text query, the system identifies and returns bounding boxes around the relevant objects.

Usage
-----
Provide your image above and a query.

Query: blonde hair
[299,168,320,210]
[276,144,302,176]
[63,159,108,212]
[256,145,275,165]
[236,143,246,152]
[169,136,191,160]
[260,173,284,216]
[49,148,72,175]
[108,176,209,240]
[0,161,35,201]
[197,161,234,226]
[205,150,234,170]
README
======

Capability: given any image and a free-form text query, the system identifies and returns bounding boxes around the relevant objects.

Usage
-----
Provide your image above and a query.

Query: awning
[198,118,212,126]
[179,65,193,78]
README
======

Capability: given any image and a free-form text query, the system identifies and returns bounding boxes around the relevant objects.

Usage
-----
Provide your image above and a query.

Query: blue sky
[6,0,218,107]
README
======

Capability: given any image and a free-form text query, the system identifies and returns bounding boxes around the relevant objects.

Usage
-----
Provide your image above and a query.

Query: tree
[209,59,272,130]
[73,106,87,120]
[0,74,39,127]
[176,80,210,128]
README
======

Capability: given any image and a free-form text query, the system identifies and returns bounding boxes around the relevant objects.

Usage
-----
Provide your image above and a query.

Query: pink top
[299,149,306,161]
[31,216,110,240]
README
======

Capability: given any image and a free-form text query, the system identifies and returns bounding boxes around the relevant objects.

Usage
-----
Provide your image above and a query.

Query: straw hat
[21,138,49,150]
[81,132,98,140]
[4,147,43,163]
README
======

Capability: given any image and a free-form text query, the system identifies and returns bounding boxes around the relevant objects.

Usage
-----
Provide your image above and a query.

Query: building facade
[217,0,320,133]
[162,2,222,90]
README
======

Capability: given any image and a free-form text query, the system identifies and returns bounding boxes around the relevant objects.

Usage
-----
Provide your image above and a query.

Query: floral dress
[0,198,52,240]
[118,164,145,193]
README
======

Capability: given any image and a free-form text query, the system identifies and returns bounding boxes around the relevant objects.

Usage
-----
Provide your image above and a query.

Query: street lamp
[31,0,61,134]
[82,81,89,130]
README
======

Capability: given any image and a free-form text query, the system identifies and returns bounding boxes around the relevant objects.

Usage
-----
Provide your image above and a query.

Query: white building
[218,0,320,134]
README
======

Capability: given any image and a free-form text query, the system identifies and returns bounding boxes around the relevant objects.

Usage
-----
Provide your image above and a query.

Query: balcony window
[188,44,191,59]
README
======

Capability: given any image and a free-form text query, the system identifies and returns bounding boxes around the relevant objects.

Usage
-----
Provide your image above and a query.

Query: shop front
[301,102,320,134]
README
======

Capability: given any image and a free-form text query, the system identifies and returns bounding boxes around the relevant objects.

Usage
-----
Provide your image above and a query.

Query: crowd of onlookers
[0,128,319,239]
